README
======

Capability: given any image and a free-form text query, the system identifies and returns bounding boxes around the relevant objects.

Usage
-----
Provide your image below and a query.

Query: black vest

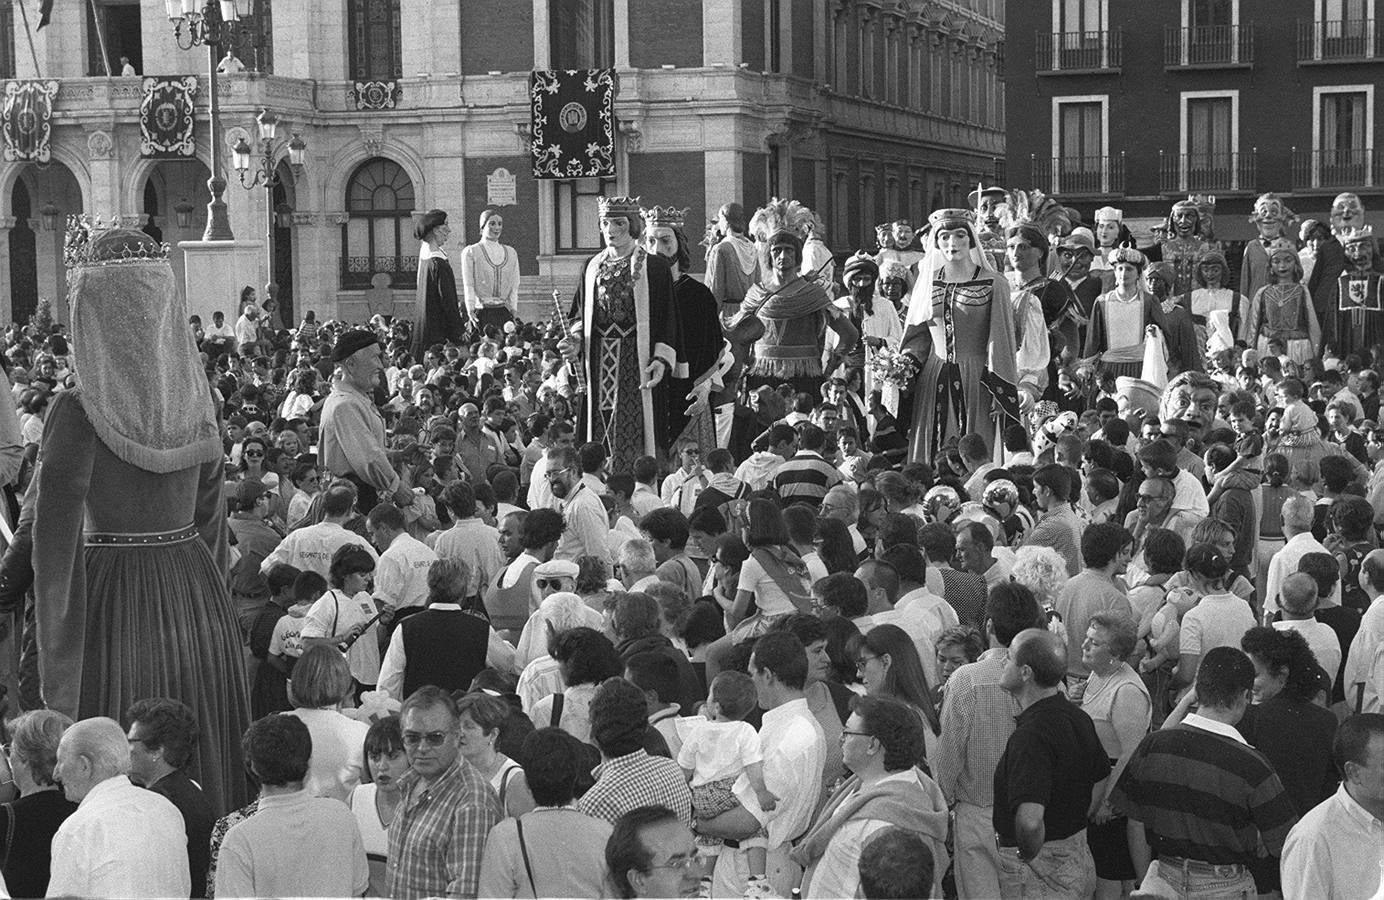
[399,607,492,700]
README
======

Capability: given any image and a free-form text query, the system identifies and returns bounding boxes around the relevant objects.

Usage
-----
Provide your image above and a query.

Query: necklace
[479,241,505,268]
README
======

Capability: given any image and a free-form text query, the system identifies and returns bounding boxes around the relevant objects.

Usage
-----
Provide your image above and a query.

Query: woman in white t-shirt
[457,693,535,818]
[349,717,408,897]
[298,545,383,690]
[284,645,370,803]
[727,500,812,643]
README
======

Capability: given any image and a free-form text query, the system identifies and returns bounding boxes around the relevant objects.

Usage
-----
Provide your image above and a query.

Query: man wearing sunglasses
[389,686,501,899]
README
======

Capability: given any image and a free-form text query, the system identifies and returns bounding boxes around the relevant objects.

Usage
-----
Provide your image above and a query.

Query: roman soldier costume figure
[561,196,680,473]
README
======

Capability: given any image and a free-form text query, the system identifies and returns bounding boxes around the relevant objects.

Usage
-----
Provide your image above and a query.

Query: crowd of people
[0,187,1381,900]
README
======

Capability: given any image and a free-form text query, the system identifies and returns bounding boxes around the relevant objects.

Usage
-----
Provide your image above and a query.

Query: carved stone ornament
[86,130,114,160]
[359,125,385,157]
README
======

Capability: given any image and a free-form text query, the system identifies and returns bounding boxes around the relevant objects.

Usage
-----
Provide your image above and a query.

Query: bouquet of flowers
[867,347,920,390]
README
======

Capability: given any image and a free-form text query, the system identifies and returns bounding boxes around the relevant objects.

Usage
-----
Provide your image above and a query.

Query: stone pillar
[85,129,121,221]
[16,0,85,78]
[704,148,744,222]
[0,217,14,325]
[274,0,348,81]
[401,0,460,75]
[703,0,742,66]
[614,0,631,68]
[296,211,347,320]
[180,239,264,327]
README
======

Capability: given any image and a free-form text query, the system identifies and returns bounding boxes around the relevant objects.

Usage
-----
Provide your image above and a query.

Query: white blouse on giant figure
[459,238,520,315]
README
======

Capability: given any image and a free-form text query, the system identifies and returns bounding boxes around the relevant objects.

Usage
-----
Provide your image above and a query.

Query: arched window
[341,157,415,289]
[348,0,402,82]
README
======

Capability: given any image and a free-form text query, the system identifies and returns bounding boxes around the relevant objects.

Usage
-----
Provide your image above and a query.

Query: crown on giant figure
[927,208,976,230]
[640,205,689,230]
[64,215,172,270]
[1266,238,1298,259]
[1342,225,1376,245]
[1173,194,1216,216]
[598,196,643,221]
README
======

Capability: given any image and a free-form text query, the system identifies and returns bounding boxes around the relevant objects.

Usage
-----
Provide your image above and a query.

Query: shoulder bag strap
[516,816,538,897]
[550,691,565,728]
[0,801,13,871]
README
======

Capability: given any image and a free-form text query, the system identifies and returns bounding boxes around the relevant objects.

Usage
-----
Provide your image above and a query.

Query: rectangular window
[834,15,850,90]
[348,0,402,81]
[1325,0,1369,18]
[861,21,875,98]
[1190,0,1233,27]
[885,29,899,104]
[554,177,616,252]
[1053,97,1107,193]
[1321,90,1369,182]
[1187,95,1234,179]
[549,0,615,70]
[929,49,943,112]
[768,0,782,73]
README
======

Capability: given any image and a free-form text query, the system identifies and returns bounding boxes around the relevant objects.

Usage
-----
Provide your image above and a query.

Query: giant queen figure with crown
[33,221,251,812]
[560,196,680,473]
[902,207,1022,464]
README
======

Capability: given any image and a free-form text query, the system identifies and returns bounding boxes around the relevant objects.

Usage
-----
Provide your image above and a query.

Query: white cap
[1094,206,1123,223]
[534,559,580,579]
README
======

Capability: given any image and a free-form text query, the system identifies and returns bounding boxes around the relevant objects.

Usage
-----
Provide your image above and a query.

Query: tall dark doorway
[9,182,37,325]
[87,0,143,75]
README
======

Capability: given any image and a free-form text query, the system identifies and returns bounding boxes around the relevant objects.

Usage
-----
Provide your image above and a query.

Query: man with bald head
[1275,572,1342,679]
[993,629,1109,898]
[820,484,867,557]
[1265,494,1332,618]
[48,717,191,898]
[1346,548,1384,711]
[456,401,501,484]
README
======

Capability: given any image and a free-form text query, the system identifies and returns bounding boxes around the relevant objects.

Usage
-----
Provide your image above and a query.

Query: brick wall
[460,0,534,74]
[463,155,541,275]
[630,0,703,68]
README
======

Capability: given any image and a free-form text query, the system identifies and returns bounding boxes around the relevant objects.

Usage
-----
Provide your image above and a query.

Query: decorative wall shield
[140,76,199,158]
[2,80,60,163]
[529,68,616,179]
[351,81,401,110]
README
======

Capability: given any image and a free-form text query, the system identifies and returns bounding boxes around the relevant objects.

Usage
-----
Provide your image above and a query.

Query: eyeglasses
[647,854,701,872]
[535,578,568,589]
[401,730,452,748]
[682,448,701,456]
[840,729,874,741]
[243,451,264,458]
[855,655,881,671]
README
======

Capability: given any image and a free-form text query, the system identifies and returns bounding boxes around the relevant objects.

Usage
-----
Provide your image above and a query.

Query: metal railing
[1164,24,1255,67]
[339,255,417,290]
[1030,154,1126,197]
[1035,29,1122,72]
[1297,19,1379,61]
[1291,148,1383,190]
[1159,151,1256,194]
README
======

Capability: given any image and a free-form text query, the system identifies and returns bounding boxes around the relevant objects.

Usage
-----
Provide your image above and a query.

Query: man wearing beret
[320,330,414,512]
[412,208,466,360]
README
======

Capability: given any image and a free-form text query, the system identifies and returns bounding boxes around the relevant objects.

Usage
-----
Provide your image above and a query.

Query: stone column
[274,0,348,81]
[85,129,121,221]
[401,0,461,75]
[0,217,14,325]
[16,0,84,78]
[614,0,631,68]
[703,0,742,66]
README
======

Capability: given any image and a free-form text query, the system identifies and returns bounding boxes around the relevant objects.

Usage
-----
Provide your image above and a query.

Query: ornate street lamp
[165,0,256,241]
[39,202,62,232]
[173,197,196,229]
[232,109,307,317]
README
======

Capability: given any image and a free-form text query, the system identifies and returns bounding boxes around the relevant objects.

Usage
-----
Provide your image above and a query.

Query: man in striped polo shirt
[771,424,842,509]
[1111,646,1299,898]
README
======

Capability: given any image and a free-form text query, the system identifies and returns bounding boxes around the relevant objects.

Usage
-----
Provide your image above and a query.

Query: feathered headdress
[749,197,816,273]
[999,189,1075,248]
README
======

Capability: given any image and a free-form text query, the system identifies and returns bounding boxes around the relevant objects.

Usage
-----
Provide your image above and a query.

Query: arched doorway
[11,161,83,326]
[139,159,212,297]
[8,182,37,326]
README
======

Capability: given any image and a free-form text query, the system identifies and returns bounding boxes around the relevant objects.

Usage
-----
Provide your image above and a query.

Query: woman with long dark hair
[847,623,941,768]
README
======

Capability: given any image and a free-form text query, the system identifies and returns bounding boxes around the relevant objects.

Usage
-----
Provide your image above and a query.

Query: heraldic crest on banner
[2,80,60,163]
[140,76,199,158]
[529,68,616,179]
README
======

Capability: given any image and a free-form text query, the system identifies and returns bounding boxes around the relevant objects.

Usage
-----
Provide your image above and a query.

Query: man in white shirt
[699,631,826,898]
[870,547,958,683]
[631,456,666,518]
[550,447,612,564]
[1348,549,1384,713]
[1274,572,1343,678]
[660,440,708,515]
[525,421,576,511]
[1265,495,1338,615]
[367,502,437,615]
[48,717,191,899]
[618,538,661,592]
[260,483,377,578]
[432,481,504,602]
[1281,713,1384,900]
[820,485,868,556]
[734,424,797,492]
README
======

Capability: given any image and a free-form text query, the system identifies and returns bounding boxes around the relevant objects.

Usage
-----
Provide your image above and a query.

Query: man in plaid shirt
[388,686,502,899]
[578,677,693,827]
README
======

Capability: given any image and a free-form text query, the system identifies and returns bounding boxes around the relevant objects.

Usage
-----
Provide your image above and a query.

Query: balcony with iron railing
[1035,30,1123,73]
[1291,148,1384,191]
[1030,153,1126,198]
[1159,151,1257,195]
[1164,24,1255,68]
[339,255,417,291]
[1297,19,1381,62]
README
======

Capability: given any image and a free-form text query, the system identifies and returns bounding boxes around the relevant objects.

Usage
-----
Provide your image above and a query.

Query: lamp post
[165,0,255,241]
[232,109,306,319]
